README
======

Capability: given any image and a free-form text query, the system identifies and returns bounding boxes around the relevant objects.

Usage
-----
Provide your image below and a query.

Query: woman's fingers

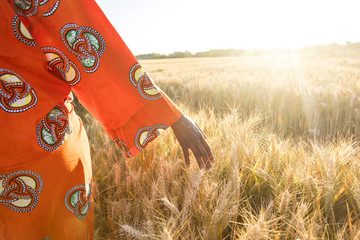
[195,122,207,139]
[187,141,212,170]
[181,145,190,168]
[190,145,205,169]
[197,144,211,170]
[171,114,214,170]
[200,137,214,162]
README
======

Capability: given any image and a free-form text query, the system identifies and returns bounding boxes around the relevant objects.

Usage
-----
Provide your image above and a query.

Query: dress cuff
[106,91,182,157]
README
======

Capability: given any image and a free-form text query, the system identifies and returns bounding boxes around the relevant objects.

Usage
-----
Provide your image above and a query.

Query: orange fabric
[0,0,182,239]
[1,100,94,239]
[0,0,181,169]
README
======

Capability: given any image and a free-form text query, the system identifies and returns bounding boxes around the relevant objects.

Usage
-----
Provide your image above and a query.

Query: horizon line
[135,41,359,57]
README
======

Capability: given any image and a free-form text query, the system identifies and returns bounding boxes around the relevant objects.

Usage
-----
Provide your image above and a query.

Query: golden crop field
[75,54,360,239]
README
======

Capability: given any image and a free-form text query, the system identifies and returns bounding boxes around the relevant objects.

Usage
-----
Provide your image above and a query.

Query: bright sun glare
[96,0,360,55]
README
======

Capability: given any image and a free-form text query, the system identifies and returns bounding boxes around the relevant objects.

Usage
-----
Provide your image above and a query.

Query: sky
[95,0,360,55]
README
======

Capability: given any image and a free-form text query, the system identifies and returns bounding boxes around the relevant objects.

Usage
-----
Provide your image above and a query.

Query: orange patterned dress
[0,0,181,239]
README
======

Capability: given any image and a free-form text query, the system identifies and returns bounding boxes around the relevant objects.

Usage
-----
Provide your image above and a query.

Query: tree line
[136,42,360,59]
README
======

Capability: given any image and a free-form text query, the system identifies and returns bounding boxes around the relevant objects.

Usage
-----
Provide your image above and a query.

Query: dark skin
[171,114,214,170]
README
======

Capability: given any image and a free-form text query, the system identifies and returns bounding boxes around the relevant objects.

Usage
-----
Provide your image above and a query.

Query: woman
[0,0,213,239]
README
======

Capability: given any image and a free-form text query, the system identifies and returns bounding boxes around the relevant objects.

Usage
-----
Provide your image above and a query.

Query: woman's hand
[171,114,214,170]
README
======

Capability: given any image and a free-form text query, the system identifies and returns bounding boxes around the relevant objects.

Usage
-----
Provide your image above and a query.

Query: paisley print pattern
[129,63,162,100]
[12,15,37,46]
[0,68,38,113]
[14,0,60,17]
[41,46,81,85]
[64,180,92,220]
[36,104,72,151]
[14,0,39,17]
[135,124,167,151]
[114,137,133,158]
[60,24,105,73]
[0,171,43,213]
[42,0,59,17]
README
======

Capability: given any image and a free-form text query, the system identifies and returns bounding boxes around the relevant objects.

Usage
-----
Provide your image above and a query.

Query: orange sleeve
[10,0,182,157]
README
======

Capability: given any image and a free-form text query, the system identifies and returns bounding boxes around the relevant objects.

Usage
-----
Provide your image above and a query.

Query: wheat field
[75,54,360,239]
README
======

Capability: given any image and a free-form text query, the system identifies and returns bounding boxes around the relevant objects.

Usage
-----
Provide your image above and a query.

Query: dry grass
[74,54,360,239]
